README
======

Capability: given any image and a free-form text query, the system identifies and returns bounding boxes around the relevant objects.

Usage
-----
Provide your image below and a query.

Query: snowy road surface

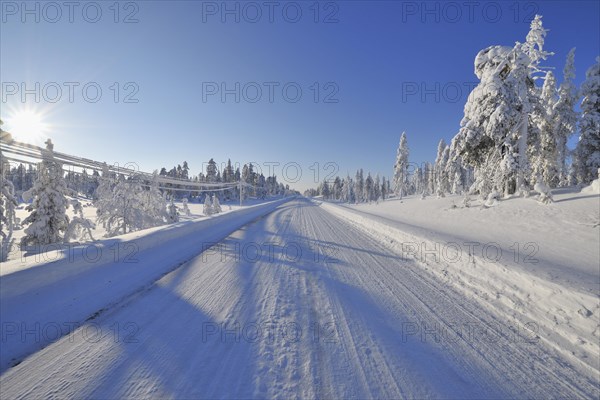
[1,198,597,399]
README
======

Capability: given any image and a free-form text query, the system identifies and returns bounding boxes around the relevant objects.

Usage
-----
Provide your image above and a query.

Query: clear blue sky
[1,0,598,191]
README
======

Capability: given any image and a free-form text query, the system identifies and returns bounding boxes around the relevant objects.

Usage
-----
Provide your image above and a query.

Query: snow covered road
[1,198,598,399]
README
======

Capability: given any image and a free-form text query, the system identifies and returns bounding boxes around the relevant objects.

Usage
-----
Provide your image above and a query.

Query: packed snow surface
[0,197,598,399]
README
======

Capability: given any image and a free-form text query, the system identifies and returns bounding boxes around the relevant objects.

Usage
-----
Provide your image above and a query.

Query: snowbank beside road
[328,190,599,294]
[319,196,600,374]
[0,197,293,372]
[2,197,272,266]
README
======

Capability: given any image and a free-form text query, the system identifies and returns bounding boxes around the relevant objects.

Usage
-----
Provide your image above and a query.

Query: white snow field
[0,197,598,399]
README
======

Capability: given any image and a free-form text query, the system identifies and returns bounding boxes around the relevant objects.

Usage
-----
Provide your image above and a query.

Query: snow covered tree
[0,190,17,259]
[95,168,166,237]
[203,195,214,216]
[374,174,381,201]
[574,57,600,184]
[0,168,17,250]
[515,15,554,192]
[434,140,450,197]
[222,159,235,199]
[411,166,423,196]
[363,173,373,202]
[512,15,553,193]
[332,176,342,201]
[532,70,559,186]
[182,161,190,180]
[223,159,234,182]
[182,198,191,216]
[522,15,553,79]
[449,45,515,196]
[433,139,446,194]
[354,169,364,203]
[393,132,410,198]
[0,124,18,260]
[343,174,354,203]
[241,163,256,198]
[94,163,114,201]
[255,173,266,199]
[64,199,95,243]
[167,198,179,222]
[449,16,552,199]
[339,177,347,202]
[553,48,578,186]
[440,147,451,194]
[423,162,434,196]
[320,179,331,199]
[512,57,536,192]
[140,172,168,228]
[96,176,146,237]
[212,194,222,214]
[445,156,464,195]
[21,139,71,246]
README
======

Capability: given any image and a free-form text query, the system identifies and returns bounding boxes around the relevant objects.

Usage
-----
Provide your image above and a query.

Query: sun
[5,109,49,142]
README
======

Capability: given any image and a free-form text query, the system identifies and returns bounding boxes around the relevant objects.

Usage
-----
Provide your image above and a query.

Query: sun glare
[5,109,49,142]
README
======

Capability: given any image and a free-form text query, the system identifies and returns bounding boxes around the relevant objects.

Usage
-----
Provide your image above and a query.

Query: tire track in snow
[315,199,599,398]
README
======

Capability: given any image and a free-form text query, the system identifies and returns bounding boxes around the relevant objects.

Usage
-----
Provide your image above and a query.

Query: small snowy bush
[203,195,213,216]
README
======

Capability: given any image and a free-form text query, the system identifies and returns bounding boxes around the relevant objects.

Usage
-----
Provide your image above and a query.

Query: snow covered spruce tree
[93,163,114,202]
[447,159,464,194]
[94,166,116,233]
[425,162,435,196]
[449,45,522,197]
[0,193,18,259]
[319,179,330,199]
[531,70,559,186]
[343,174,354,203]
[574,57,600,184]
[449,15,552,198]
[0,160,18,259]
[411,166,424,196]
[433,139,445,196]
[354,169,364,203]
[142,172,168,227]
[514,14,553,194]
[21,139,71,246]
[393,132,410,199]
[434,139,450,197]
[203,194,213,216]
[212,194,222,214]
[332,176,342,201]
[0,123,19,260]
[374,174,381,201]
[440,146,452,194]
[364,173,374,202]
[553,48,579,186]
